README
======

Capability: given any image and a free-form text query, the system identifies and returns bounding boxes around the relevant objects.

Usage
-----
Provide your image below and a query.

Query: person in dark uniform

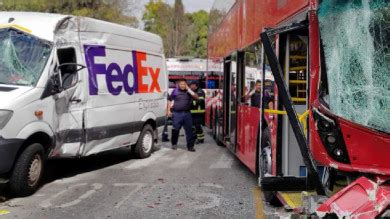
[168,79,199,152]
[190,81,206,144]
[245,80,274,129]
[162,96,171,142]
[246,80,272,109]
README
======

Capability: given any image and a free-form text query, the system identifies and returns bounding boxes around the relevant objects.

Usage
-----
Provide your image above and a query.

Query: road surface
[0,130,267,218]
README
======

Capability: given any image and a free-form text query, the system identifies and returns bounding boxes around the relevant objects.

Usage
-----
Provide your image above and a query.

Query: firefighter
[190,81,206,144]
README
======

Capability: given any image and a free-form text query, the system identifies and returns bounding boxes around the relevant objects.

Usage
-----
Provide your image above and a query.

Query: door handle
[70,98,82,103]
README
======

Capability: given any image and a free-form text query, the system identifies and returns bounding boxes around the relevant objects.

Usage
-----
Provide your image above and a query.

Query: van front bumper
[0,137,23,175]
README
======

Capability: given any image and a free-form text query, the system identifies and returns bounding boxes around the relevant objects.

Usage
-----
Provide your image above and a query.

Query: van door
[52,47,85,157]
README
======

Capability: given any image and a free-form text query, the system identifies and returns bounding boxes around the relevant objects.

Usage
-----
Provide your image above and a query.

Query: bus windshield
[0,28,52,86]
[318,0,390,133]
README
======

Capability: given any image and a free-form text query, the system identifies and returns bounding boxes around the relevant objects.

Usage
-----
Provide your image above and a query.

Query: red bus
[208,0,390,217]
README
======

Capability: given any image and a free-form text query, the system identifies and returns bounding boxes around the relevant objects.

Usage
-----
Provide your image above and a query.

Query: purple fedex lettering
[84,45,139,95]
[84,45,160,95]
[84,45,106,95]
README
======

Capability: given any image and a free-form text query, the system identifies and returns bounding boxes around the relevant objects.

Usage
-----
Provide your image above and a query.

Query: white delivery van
[0,12,168,196]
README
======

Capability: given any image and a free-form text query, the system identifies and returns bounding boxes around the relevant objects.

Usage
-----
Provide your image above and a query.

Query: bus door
[236,45,262,173]
[222,55,237,152]
[280,33,308,177]
[260,24,325,195]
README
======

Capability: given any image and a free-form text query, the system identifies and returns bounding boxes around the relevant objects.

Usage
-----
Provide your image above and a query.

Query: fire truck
[208,0,390,217]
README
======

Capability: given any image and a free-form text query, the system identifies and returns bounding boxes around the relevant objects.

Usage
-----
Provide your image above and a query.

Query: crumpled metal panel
[317,176,390,218]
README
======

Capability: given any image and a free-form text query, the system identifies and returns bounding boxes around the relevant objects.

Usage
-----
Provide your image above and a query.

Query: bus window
[243,42,262,107]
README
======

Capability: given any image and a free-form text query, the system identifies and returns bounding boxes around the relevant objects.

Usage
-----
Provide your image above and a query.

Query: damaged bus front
[0,12,167,197]
[311,0,390,217]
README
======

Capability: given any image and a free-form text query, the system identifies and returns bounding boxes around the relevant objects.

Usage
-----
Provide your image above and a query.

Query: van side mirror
[50,73,62,95]
[58,63,86,75]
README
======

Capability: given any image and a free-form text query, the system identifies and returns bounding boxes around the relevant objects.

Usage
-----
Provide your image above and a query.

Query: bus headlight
[0,110,13,129]
[313,108,350,164]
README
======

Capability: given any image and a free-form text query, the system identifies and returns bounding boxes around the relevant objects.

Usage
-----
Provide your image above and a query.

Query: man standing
[168,79,199,152]
[190,81,206,144]
[245,80,273,109]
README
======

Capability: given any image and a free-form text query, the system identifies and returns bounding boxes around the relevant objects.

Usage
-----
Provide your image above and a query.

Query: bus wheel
[322,167,336,196]
[215,115,224,146]
[212,115,217,140]
[133,124,154,159]
[10,143,45,197]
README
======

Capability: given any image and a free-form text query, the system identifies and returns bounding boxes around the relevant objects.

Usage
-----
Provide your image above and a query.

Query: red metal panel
[236,105,260,173]
[317,177,390,218]
[208,3,241,59]
[340,119,390,172]
[209,0,310,59]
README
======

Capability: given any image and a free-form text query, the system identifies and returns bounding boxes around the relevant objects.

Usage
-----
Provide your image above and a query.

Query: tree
[186,10,209,58]
[0,0,139,27]
[172,0,188,56]
[143,0,174,56]
[142,0,209,58]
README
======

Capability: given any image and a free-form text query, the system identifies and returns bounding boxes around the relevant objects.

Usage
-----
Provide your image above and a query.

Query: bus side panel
[236,105,260,174]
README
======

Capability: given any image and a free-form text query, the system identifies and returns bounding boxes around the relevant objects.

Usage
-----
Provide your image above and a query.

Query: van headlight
[0,110,13,129]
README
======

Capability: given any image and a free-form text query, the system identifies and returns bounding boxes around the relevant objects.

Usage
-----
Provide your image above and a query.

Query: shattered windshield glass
[0,28,52,86]
[318,0,390,133]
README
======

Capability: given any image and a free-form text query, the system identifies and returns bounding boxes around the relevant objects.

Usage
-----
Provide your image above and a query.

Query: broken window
[57,47,78,90]
[0,28,52,86]
[318,0,390,133]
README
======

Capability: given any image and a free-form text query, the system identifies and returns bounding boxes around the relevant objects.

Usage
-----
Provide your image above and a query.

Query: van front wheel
[133,124,154,159]
[10,143,45,197]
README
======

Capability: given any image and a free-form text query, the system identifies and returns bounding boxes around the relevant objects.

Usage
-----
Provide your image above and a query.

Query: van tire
[133,124,154,159]
[10,143,45,197]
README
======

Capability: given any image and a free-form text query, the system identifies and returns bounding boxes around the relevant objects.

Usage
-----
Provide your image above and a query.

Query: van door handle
[70,98,81,103]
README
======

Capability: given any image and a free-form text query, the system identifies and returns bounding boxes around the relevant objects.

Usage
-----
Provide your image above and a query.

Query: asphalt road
[0,130,262,218]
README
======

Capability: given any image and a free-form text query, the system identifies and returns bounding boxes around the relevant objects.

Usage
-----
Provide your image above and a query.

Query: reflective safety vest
[191,89,206,114]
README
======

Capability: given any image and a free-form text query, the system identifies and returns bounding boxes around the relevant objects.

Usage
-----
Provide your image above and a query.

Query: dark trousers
[162,117,170,141]
[192,114,205,142]
[171,111,195,148]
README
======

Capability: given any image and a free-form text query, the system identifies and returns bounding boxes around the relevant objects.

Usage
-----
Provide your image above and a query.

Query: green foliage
[142,0,209,58]
[0,0,138,27]
[187,10,209,58]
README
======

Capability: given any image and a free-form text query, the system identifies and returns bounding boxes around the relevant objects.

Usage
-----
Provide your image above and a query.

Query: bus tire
[133,124,154,159]
[10,143,45,197]
[215,115,224,146]
[322,167,336,196]
[212,114,217,140]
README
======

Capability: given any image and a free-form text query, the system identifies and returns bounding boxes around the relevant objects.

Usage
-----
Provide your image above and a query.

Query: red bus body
[208,0,390,217]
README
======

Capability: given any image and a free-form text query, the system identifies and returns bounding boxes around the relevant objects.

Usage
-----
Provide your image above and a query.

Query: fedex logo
[84,45,161,96]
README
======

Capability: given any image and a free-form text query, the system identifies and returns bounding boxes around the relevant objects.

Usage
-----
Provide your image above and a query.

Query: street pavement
[0,129,262,218]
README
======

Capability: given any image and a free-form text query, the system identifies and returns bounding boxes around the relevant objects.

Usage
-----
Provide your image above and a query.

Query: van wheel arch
[16,132,52,160]
[10,132,52,176]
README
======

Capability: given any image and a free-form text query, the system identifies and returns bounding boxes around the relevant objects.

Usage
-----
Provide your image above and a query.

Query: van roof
[0,12,163,47]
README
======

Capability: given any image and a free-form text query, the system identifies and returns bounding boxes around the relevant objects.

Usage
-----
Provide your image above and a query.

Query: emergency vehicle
[0,12,168,196]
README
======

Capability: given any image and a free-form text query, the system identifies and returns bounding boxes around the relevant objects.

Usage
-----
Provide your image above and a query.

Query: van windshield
[0,28,52,86]
[318,0,390,133]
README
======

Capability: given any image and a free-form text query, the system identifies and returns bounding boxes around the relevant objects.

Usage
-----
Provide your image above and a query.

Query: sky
[165,0,214,12]
[132,0,215,27]
[135,0,214,16]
